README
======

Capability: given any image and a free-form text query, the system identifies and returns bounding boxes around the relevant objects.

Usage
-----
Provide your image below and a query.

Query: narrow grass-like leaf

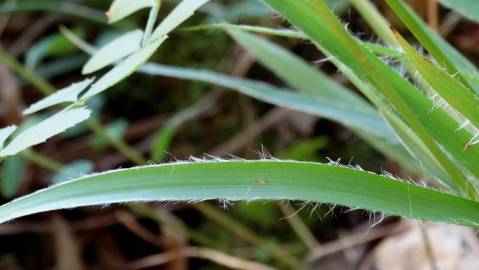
[0,108,91,157]
[106,0,157,24]
[438,0,479,23]
[142,64,387,137]
[81,37,166,100]
[226,29,371,107]
[263,0,479,198]
[0,126,17,149]
[82,29,144,75]
[23,78,94,115]
[141,63,419,172]
[385,0,479,93]
[394,31,479,132]
[150,0,210,41]
[188,23,406,60]
[0,161,479,226]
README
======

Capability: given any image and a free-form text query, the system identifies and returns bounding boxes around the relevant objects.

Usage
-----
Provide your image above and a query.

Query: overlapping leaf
[82,29,144,74]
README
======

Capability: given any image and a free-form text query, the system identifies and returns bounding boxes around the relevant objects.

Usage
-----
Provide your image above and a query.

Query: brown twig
[128,247,276,270]
[427,0,439,31]
[306,222,407,262]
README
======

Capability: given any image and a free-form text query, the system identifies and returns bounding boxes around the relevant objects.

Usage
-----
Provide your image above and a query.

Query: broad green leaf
[385,0,479,93]
[81,36,166,100]
[0,108,91,157]
[23,78,94,115]
[262,0,477,198]
[394,32,479,133]
[106,0,157,24]
[0,161,479,226]
[53,160,94,184]
[82,29,144,74]
[150,0,210,41]
[0,126,17,149]
[1,155,26,198]
[438,0,479,23]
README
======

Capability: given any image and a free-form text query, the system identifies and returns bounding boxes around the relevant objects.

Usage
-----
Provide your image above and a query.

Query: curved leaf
[0,161,478,226]
[0,108,91,157]
[81,36,166,100]
[82,29,144,74]
[23,78,94,115]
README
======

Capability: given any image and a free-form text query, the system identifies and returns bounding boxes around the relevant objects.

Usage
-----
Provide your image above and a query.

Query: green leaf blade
[82,29,144,74]
[23,78,94,115]
[0,108,91,157]
[395,32,479,132]
[81,36,166,100]
[1,161,479,227]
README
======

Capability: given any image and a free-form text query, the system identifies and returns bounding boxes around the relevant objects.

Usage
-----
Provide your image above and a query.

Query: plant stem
[350,0,398,47]
[86,119,146,165]
[0,47,54,95]
[21,149,62,172]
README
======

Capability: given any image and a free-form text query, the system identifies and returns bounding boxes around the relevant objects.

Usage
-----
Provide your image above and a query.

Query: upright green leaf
[394,31,479,133]
[262,0,478,198]
[107,0,157,24]
[0,108,91,157]
[82,29,144,74]
[1,161,479,226]
[23,78,94,115]
[385,0,479,93]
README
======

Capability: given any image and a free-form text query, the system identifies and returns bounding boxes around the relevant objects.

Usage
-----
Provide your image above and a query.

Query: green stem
[21,149,62,172]
[0,47,54,95]
[350,0,398,47]
[86,119,146,165]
